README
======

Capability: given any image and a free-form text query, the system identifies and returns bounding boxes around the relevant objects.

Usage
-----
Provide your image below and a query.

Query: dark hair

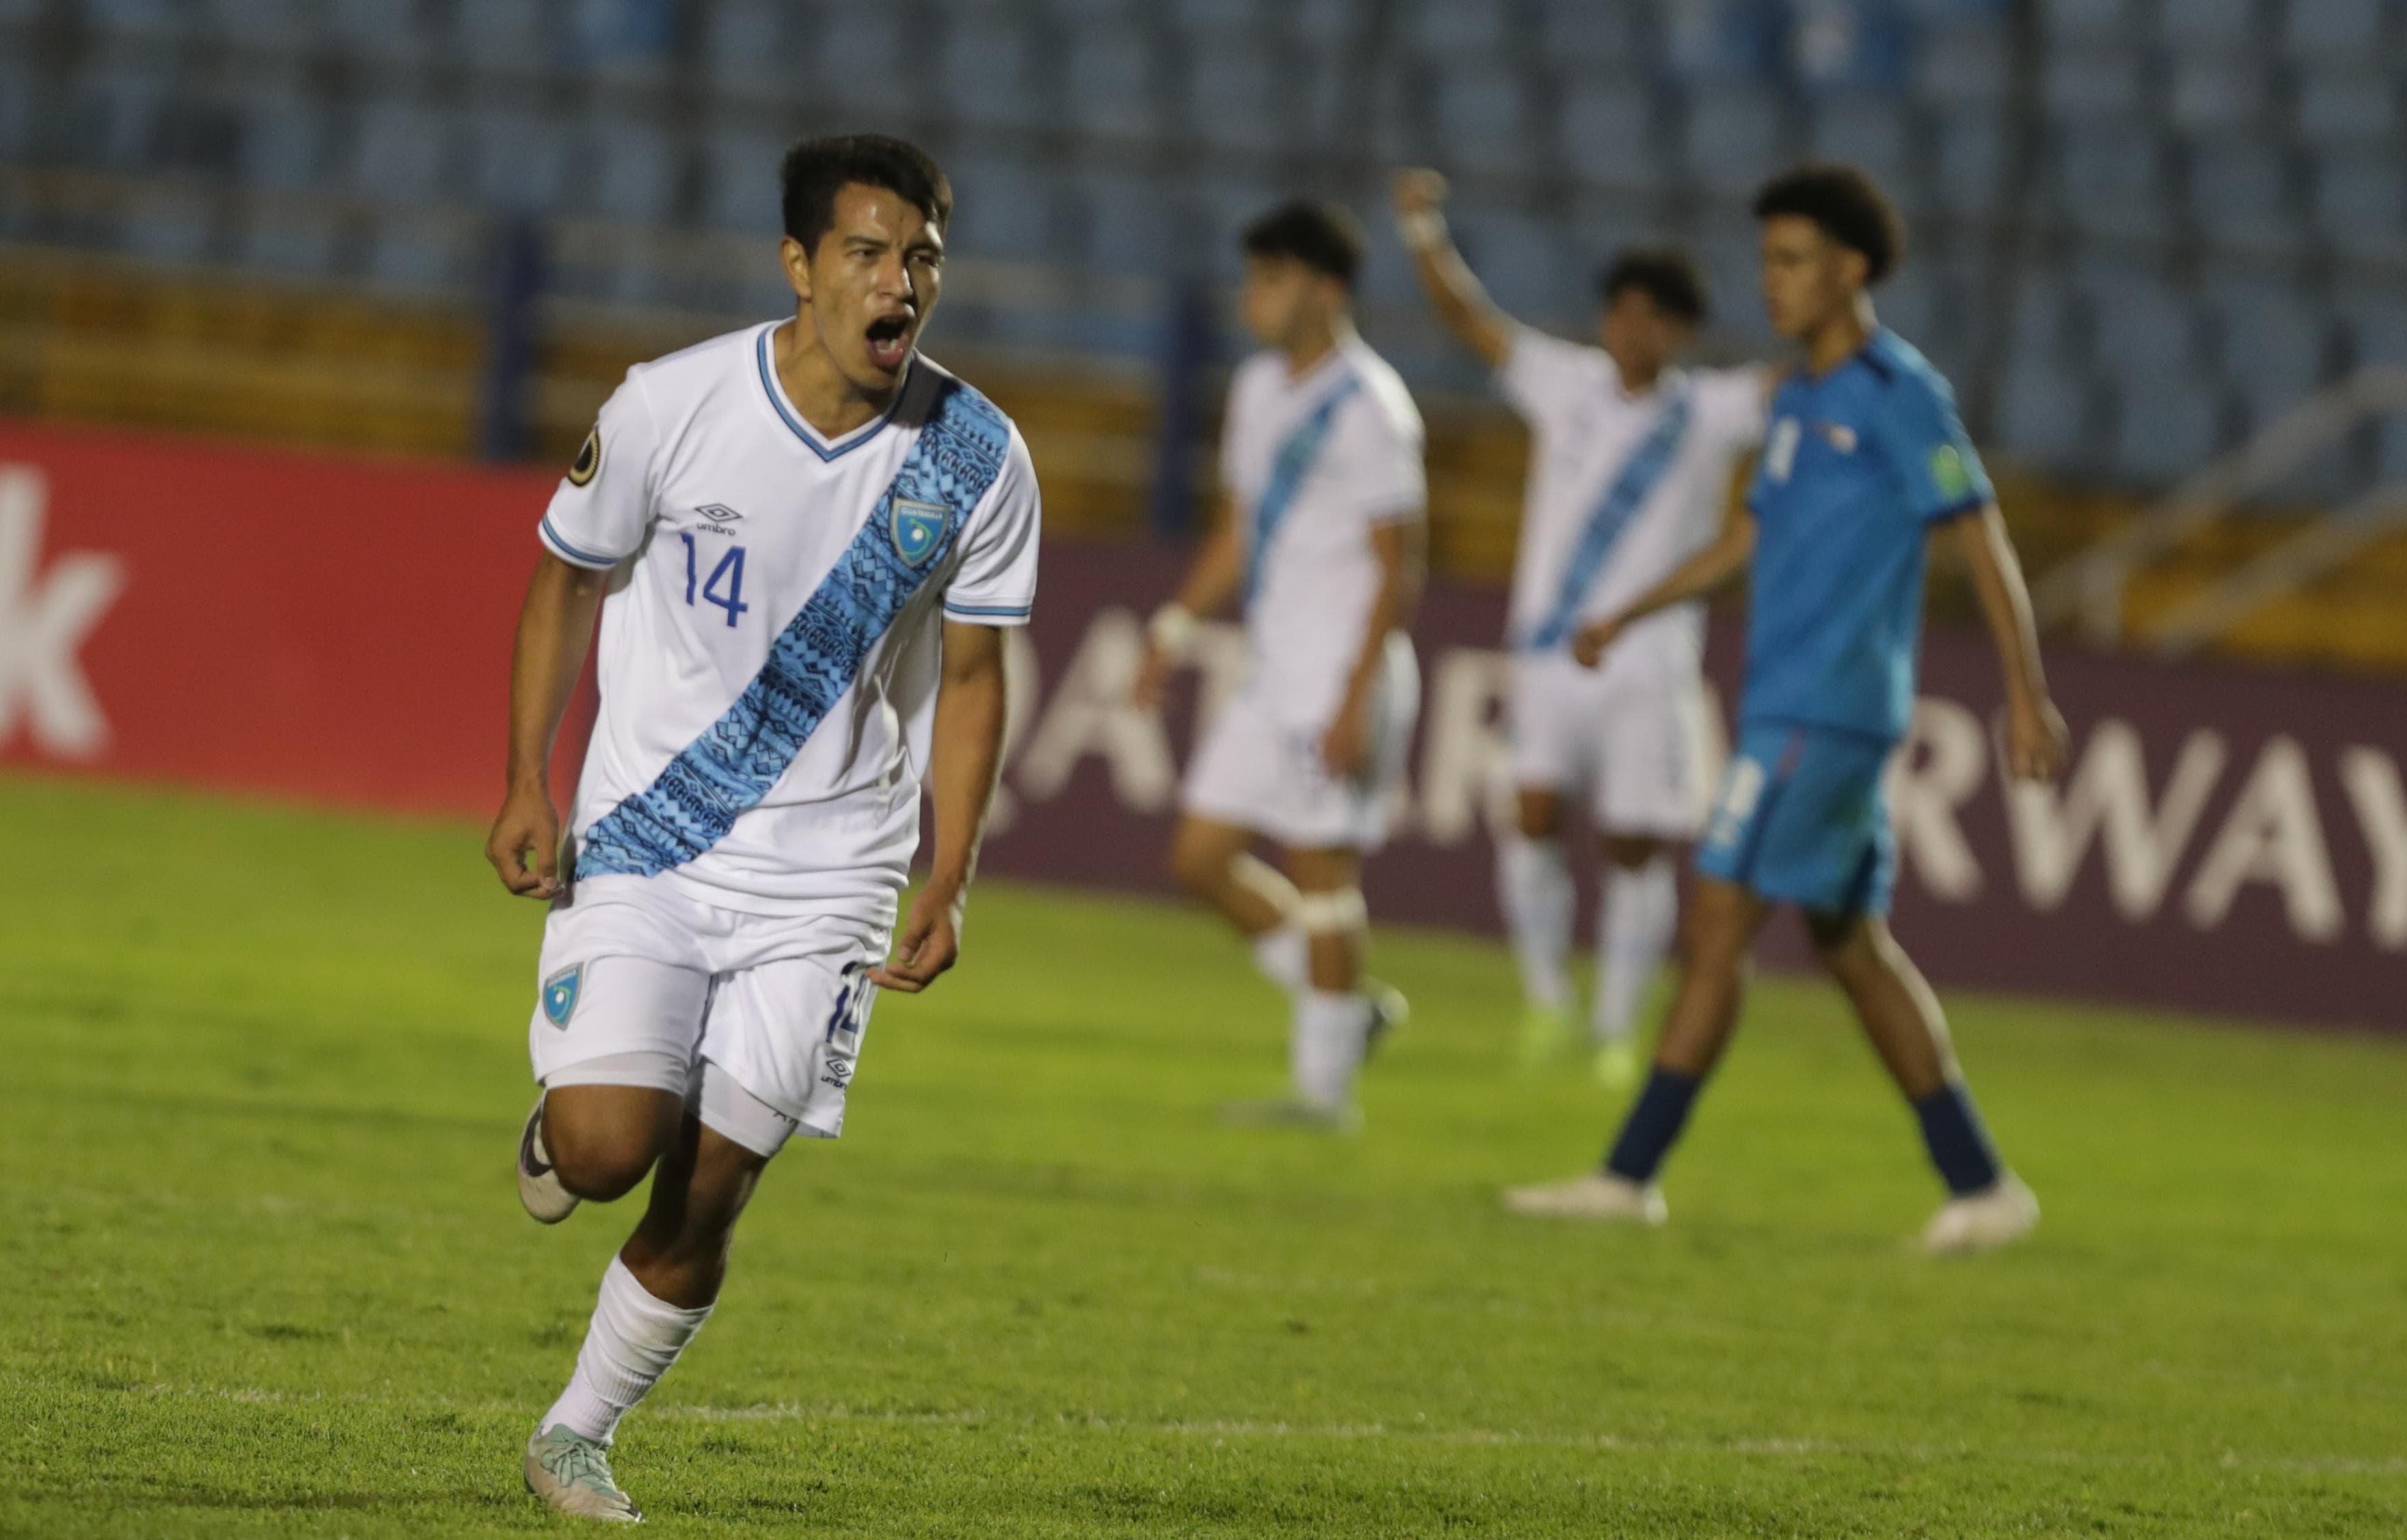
[1596,246,1709,324]
[1240,200,1364,288]
[1751,163,1904,285]
[779,133,952,253]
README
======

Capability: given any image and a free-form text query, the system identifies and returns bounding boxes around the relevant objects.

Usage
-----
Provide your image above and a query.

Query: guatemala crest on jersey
[541,964,582,1028]
[892,499,946,567]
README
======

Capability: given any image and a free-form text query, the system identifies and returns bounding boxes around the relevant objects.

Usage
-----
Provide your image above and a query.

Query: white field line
[91,1381,2407,1479]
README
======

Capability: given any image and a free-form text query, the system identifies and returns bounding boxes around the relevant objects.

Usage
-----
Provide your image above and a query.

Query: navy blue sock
[1913,1081,2003,1196]
[1604,1068,1702,1183]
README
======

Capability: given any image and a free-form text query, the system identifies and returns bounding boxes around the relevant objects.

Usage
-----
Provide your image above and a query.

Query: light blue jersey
[1741,328,1991,743]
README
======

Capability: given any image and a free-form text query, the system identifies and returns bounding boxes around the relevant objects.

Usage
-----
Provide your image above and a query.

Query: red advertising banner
[4,420,2400,1031]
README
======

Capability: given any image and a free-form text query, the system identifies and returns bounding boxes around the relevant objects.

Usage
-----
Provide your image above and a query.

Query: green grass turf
[2,774,2404,1538]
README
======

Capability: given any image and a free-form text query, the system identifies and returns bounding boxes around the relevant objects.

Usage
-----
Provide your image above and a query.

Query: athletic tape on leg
[1292,888,1368,934]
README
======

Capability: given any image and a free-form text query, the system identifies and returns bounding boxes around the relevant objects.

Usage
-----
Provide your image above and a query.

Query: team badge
[567,427,601,486]
[890,499,945,567]
[541,964,583,1028]
[1929,444,1972,499]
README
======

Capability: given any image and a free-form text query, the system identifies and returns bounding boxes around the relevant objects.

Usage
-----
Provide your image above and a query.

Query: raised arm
[1570,507,1758,668]
[485,551,608,898]
[1951,504,2069,782]
[1131,495,1247,709]
[1393,168,1512,370]
[870,618,1010,993]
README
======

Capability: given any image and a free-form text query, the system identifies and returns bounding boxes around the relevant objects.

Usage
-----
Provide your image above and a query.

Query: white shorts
[527,875,886,1154]
[1182,633,1420,852]
[1508,652,1709,838]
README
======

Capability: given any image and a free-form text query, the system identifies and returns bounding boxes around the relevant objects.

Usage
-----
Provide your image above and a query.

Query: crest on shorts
[541,964,583,1029]
[891,499,945,568]
[567,426,601,486]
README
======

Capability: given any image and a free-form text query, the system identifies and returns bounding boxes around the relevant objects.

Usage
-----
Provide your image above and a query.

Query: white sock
[1595,856,1678,1045]
[1497,834,1573,1010]
[1250,924,1309,996]
[1292,989,1370,1108]
[541,1256,713,1444]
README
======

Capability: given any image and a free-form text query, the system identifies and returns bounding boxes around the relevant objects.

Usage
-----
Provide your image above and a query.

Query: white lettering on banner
[0,464,124,760]
[1011,607,1178,813]
[1416,647,1512,845]
[2339,747,2407,950]
[2004,721,2225,918]
[2183,736,2343,943]
[1884,697,1988,900]
[982,629,1044,836]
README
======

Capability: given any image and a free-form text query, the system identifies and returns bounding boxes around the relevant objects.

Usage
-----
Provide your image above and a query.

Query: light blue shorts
[1694,721,1896,916]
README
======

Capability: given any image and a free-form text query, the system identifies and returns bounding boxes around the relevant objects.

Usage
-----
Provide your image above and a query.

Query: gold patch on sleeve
[567,426,601,486]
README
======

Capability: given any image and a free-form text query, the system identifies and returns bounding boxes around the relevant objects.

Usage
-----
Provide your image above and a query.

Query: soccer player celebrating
[484,135,1040,1520]
[1393,169,1766,1088]
[1132,201,1426,1129]
[1504,165,2068,1252]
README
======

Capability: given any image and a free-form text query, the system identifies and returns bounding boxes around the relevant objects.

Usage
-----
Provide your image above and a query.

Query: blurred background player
[484,135,1041,1520]
[1504,164,2068,1252]
[1132,201,1426,1131]
[1393,169,1767,1090]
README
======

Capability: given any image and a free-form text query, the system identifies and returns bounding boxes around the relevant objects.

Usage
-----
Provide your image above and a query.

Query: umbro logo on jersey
[892,499,945,567]
[541,964,582,1029]
[695,503,742,523]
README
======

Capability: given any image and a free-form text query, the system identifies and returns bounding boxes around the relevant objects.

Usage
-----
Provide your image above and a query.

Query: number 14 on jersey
[678,532,750,627]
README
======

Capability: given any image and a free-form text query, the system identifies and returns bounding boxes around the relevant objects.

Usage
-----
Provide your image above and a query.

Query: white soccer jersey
[1499,327,1765,685]
[537,321,1040,925]
[1219,335,1426,729]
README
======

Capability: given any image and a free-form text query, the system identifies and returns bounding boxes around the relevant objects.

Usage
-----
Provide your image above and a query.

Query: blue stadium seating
[2283,0,2389,59]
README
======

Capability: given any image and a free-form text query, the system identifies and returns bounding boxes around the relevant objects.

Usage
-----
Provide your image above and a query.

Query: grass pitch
[2,774,2404,1538]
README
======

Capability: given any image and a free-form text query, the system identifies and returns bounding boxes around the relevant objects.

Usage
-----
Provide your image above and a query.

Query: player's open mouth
[865,313,914,372]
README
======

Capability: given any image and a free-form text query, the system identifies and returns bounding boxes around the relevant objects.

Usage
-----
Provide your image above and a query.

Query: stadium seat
[1427,59,1532,180]
[817,11,911,113]
[1913,24,2010,105]
[1789,0,1914,92]
[198,0,321,51]
[1999,346,2095,469]
[1810,94,1914,190]
[1531,0,1638,66]
[2312,149,2407,260]
[2043,46,2150,120]
[466,109,575,215]
[1451,200,1578,320]
[2293,72,2400,147]
[65,64,173,171]
[1063,25,1162,144]
[235,86,327,191]
[326,0,429,67]
[111,184,211,264]
[2207,277,2332,411]
[703,128,787,234]
[84,0,196,44]
[2168,57,2274,134]
[347,98,454,207]
[454,0,550,73]
[2050,120,2174,243]
[2157,0,2258,51]
[2112,374,2225,485]
[939,13,1050,133]
[2081,262,2201,374]
[1680,85,1791,197]
[1184,38,1285,154]
[2186,140,2300,256]
[2340,290,2407,368]
[942,154,1067,264]
[702,0,794,100]
[2283,0,2389,60]
[582,120,679,226]
[1555,73,1663,193]
[2038,0,2135,49]
[0,55,31,162]
[1072,168,1182,280]
[1928,107,2008,217]
[364,215,478,292]
[1400,0,1508,55]
[237,204,342,279]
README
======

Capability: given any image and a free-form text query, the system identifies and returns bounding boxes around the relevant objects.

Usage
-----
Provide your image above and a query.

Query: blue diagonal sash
[1244,375,1359,605]
[1519,385,1694,650]
[577,377,1011,879]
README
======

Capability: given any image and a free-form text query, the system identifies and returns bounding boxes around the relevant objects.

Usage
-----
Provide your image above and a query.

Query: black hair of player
[1240,200,1364,289]
[1751,163,1904,286]
[1594,247,1709,325]
[779,134,953,255]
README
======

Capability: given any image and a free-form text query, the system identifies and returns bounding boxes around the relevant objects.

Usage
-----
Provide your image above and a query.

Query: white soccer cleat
[1502,1170,1667,1224]
[1919,1172,2039,1254]
[1363,979,1409,1062]
[524,1424,641,1522]
[517,1098,580,1224]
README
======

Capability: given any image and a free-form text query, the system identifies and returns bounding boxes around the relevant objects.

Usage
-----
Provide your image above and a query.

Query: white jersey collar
[753,321,912,462]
